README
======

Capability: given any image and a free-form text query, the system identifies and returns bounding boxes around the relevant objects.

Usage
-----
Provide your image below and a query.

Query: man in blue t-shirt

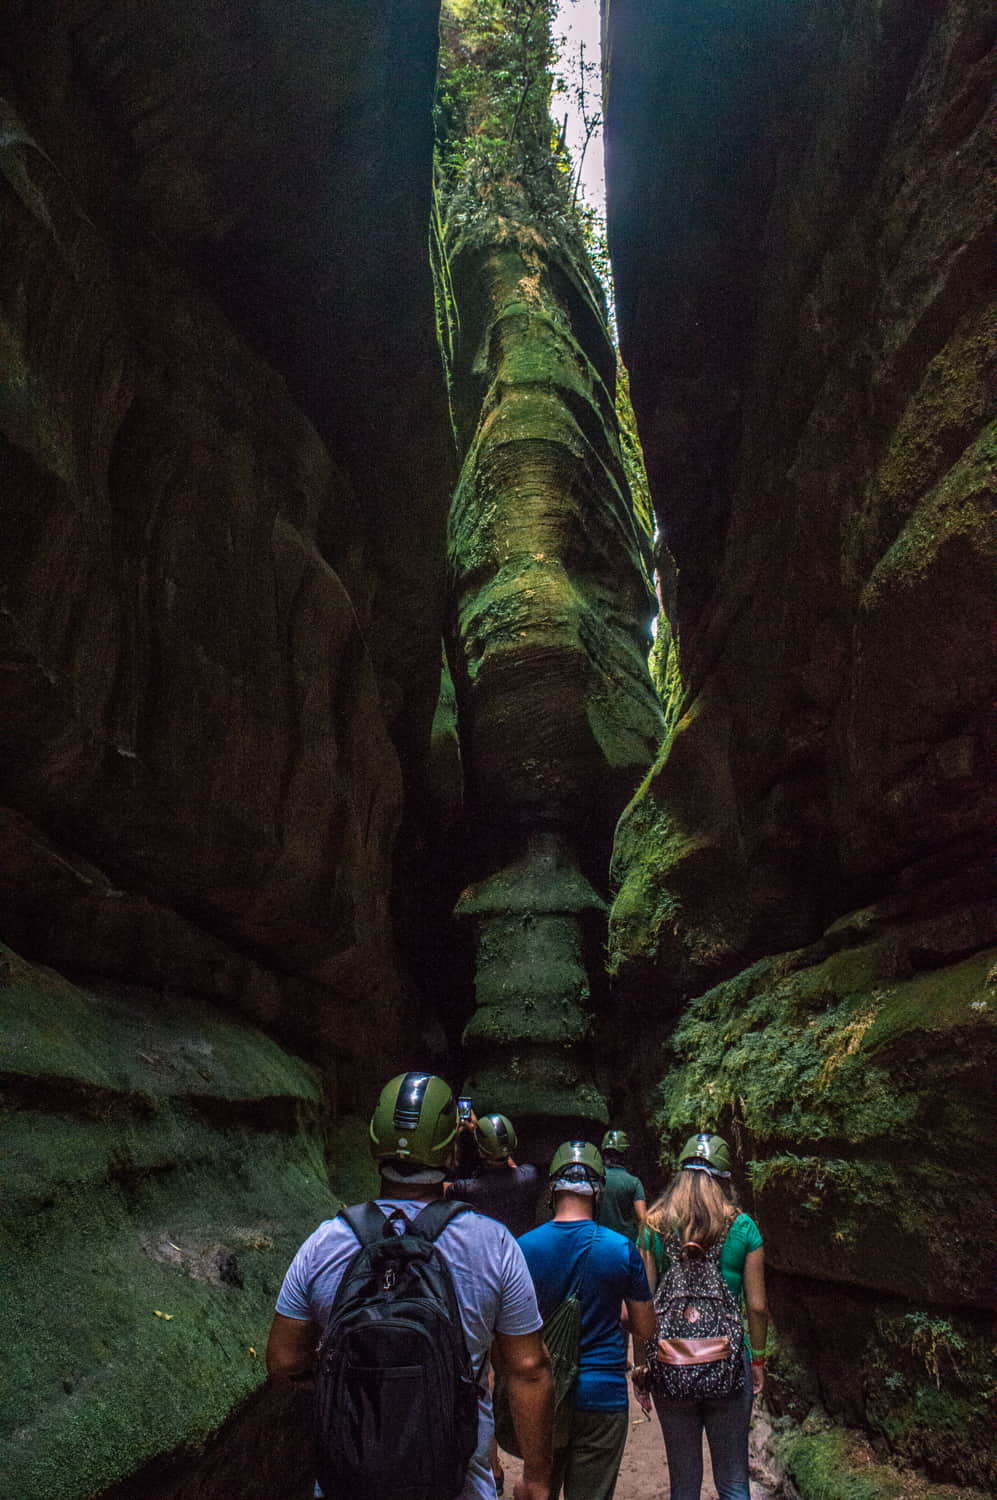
[518,1141,654,1500]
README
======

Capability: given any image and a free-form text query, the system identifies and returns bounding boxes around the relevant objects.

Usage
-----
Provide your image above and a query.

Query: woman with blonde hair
[633,1132,767,1500]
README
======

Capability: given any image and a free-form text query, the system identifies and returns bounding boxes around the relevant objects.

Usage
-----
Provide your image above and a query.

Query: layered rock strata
[0,2,448,1493]
[444,195,662,1145]
[0,0,453,1056]
[603,0,996,1486]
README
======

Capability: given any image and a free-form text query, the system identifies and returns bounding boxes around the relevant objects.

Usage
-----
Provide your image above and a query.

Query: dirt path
[498,1387,776,1498]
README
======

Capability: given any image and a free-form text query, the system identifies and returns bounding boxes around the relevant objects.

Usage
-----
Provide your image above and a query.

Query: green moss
[0,1127,334,1500]
[464,998,590,1045]
[466,1046,607,1123]
[0,943,322,1105]
[863,1311,997,1490]
[775,1425,992,1500]
[778,1431,903,1500]
[456,866,604,917]
[325,1115,379,1206]
[0,954,334,1500]
[653,942,994,1156]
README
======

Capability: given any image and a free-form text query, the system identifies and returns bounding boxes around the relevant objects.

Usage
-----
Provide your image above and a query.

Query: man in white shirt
[267,1071,554,1500]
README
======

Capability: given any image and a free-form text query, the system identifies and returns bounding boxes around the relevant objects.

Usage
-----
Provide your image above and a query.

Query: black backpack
[314,1200,481,1500]
[646,1227,745,1401]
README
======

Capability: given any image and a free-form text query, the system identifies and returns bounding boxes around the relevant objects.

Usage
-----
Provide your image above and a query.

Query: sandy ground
[497,1386,776,1499]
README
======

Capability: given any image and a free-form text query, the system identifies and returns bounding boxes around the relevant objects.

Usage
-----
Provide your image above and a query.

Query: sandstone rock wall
[603,0,995,1486]
[0,0,453,1055]
[442,183,662,1146]
[0,3,448,1492]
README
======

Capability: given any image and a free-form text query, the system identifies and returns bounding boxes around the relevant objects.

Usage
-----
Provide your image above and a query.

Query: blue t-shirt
[518,1219,651,1411]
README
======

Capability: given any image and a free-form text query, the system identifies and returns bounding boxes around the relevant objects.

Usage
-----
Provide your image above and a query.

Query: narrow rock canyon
[0,2,993,1497]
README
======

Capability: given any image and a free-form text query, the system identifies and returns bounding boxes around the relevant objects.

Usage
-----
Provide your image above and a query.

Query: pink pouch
[656,1337,731,1366]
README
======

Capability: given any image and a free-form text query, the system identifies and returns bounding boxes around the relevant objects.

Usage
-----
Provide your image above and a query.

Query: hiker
[597,1130,647,1241]
[447,1112,544,1496]
[517,1140,655,1500]
[634,1132,768,1500]
[447,1112,542,1237]
[266,1071,554,1500]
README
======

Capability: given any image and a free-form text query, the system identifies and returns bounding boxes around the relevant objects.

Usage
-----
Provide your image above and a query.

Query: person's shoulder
[452,1202,516,1243]
[729,1211,763,1244]
[517,1219,556,1251]
[290,1211,352,1258]
[595,1223,631,1253]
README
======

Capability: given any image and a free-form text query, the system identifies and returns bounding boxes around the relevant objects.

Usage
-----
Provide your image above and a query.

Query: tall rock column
[439,6,662,1141]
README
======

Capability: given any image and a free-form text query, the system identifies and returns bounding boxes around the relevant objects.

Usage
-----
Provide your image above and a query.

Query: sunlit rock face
[444,210,663,1147]
[604,0,995,1486]
[0,3,447,1495]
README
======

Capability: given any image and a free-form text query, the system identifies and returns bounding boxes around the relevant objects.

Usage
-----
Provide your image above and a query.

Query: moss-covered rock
[634,900,996,1484]
[438,11,662,1139]
[772,1424,990,1500]
[0,942,340,1500]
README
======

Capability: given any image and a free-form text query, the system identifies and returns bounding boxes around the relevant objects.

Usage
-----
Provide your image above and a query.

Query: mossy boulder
[0,942,343,1500]
[772,1424,991,1500]
[637,897,996,1484]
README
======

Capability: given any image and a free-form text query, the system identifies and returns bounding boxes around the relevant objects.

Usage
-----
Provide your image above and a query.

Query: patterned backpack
[646,1225,745,1400]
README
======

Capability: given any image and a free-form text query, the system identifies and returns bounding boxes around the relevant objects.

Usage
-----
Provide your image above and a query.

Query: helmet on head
[601,1129,630,1154]
[475,1113,517,1161]
[678,1131,732,1178]
[369,1072,458,1168]
[549,1139,606,1188]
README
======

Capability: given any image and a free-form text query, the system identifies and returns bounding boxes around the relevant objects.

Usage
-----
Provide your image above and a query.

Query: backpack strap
[409,1198,474,1242]
[567,1224,598,1300]
[339,1201,403,1247]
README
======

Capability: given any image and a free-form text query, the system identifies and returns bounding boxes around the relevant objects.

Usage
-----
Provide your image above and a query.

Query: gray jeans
[651,1352,754,1500]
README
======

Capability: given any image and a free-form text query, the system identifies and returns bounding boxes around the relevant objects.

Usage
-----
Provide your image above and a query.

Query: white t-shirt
[276,1198,543,1500]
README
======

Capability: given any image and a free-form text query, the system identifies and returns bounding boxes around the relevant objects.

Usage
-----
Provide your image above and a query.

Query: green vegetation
[435,0,611,300]
[865,1311,997,1490]
[774,1425,991,1500]
[437,1,567,215]
[0,950,336,1500]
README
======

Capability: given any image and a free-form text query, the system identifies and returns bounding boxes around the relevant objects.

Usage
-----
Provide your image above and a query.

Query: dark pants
[651,1353,754,1500]
[550,1407,629,1500]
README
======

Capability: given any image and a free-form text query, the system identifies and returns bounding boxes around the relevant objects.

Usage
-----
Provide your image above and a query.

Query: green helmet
[601,1129,630,1153]
[475,1113,517,1161]
[369,1072,458,1167]
[549,1139,606,1185]
[678,1132,732,1178]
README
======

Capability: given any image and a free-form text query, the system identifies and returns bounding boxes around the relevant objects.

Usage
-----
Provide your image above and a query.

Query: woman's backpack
[493,1226,596,1455]
[313,1200,481,1500]
[646,1227,745,1401]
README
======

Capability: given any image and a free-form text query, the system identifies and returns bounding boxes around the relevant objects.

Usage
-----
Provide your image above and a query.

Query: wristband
[751,1347,767,1358]
[751,1356,766,1366]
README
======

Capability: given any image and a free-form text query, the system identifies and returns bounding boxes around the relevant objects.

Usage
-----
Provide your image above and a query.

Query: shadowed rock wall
[603,0,995,1487]
[0,0,453,1051]
[0,2,446,1493]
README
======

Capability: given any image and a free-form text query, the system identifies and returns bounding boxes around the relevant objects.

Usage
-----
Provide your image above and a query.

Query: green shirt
[637,1212,763,1301]
[598,1165,646,1241]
